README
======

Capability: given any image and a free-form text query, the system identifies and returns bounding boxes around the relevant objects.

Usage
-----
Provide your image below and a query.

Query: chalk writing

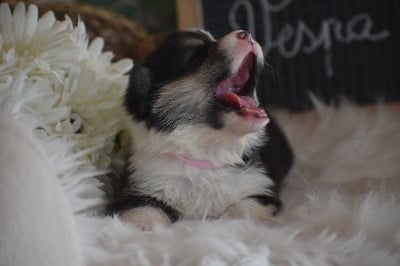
[228,0,390,77]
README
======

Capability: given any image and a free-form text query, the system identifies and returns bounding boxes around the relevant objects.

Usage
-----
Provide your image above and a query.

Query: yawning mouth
[215,53,267,119]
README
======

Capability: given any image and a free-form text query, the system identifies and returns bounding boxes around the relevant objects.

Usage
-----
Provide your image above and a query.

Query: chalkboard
[192,0,400,111]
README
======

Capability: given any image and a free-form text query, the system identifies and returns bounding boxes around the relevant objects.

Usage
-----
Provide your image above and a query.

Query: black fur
[125,66,153,120]
[241,118,293,214]
[115,30,294,222]
[247,194,283,215]
[108,167,180,222]
[112,191,180,223]
[125,30,235,132]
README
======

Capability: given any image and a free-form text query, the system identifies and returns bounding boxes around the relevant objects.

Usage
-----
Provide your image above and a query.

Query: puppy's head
[125,30,268,135]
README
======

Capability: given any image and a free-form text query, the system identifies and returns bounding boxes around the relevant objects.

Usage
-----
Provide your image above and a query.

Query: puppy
[111,30,293,230]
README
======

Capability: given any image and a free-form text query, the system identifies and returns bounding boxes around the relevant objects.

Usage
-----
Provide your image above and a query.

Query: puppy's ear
[125,66,153,120]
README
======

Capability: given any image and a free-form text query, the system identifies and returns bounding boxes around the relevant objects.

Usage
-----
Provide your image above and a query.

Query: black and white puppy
[112,30,293,230]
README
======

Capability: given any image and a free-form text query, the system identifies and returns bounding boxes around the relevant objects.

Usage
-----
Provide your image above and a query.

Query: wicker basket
[4,0,166,63]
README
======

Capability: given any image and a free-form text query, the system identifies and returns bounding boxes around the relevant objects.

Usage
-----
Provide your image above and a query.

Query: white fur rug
[1,3,399,266]
[80,103,400,266]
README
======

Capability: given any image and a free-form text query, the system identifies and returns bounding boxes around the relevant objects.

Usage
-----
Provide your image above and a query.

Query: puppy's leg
[120,207,172,231]
[224,196,281,223]
[113,193,180,231]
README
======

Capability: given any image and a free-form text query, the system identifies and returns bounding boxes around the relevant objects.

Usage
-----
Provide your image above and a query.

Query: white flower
[0,2,133,213]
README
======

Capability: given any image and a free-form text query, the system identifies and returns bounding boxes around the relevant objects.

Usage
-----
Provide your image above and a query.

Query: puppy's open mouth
[215,53,267,119]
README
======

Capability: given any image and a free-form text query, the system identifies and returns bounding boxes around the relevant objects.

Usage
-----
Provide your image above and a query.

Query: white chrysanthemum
[0,2,133,213]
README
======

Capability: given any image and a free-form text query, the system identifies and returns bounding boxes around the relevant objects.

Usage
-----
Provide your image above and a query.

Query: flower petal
[0,2,14,44]
[24,4,38,44]
[88,37,104,58]
[111,59,133,74]
[12,2,25,45]
[0,2,133,214]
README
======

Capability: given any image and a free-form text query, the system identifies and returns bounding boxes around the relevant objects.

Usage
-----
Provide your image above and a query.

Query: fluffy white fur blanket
[80,103,400,266]
[1,3,399,265]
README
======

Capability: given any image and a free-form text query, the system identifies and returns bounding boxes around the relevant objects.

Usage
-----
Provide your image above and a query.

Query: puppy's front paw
[224,199,276,223]
[120,207,171,231]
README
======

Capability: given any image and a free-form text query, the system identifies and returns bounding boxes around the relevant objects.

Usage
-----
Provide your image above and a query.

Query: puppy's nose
[236,30,253,44]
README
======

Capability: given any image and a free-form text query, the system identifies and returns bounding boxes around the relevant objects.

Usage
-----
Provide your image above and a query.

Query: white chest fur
[128,122,273,219]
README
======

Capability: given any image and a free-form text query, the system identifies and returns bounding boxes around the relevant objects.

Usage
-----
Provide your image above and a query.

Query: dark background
[78,0,400,111]
[81,0,176,32]
[203,0,400,111]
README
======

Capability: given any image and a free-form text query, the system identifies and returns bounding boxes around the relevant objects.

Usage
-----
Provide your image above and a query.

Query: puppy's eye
[144,32,214,83]
[179,44,210,71]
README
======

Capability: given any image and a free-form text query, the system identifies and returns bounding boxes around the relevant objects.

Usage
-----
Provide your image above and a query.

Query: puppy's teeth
[221,87,232,94]
[229,87,241,93]
[234,87,242,93]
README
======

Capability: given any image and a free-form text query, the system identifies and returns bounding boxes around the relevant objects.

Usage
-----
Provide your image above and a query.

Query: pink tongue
[219,93,267,118]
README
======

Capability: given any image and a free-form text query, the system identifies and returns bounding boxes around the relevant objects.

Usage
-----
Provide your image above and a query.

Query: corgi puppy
[111,30,293,230]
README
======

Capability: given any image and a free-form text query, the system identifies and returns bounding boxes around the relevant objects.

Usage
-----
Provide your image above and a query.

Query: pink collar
[164,151,223,169]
